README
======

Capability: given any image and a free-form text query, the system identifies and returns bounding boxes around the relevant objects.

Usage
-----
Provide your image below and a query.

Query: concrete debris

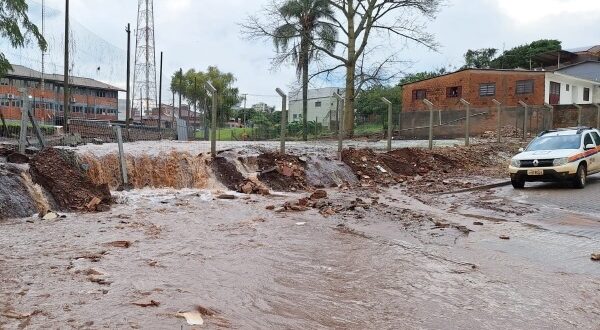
[42,212,59,220]
[310,190,328,200]
[591,253,600,261]
[217,194,236,200]
[177,310,204,325]
[499,235,510,240]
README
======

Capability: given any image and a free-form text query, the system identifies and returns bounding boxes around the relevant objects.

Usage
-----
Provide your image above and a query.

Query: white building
[544,61,600,105]
[252,102,275,113]
[288,87,344,128]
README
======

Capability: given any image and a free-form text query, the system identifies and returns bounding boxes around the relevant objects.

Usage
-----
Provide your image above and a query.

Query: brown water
[1,187,599,329]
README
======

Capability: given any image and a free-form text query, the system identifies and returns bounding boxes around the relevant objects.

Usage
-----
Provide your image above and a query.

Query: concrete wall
[402,70,546,111]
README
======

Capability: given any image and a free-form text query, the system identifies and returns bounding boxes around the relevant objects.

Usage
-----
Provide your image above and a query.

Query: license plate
[527,169,544,176]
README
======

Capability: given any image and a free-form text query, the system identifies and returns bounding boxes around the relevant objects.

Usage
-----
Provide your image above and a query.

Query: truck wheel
[511,177,525,189]
[572,164,587,189]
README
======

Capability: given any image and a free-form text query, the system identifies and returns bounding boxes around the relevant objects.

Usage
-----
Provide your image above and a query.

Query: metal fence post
[595,103,600,129]
[459,98,471,146]
[381,97,393,152]
[423,99,434,150]
[276,88,287,154]
[572,103,583,127]
[518,100,529,140]
[205,82,217,158]
[18,89,29,154]
[334,93,344,160]
[544,103,554,130]
[492,99,502,143]
[115,126,129,187]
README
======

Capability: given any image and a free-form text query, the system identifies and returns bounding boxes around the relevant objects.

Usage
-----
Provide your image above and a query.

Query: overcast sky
[5,0,600,108]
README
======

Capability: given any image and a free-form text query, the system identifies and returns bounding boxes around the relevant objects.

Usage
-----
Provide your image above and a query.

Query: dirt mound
[0,164,41,219]
[341,149,395,184]
[29,148,112,211]
[211,156,246,191]
[257,152,307,192]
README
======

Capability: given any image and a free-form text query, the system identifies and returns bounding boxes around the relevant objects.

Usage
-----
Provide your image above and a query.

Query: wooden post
[460,98,471,146]
[206,82,217,158]
[423,99,434,150]
[492,99,502,143]
[381,97,393,152]
[27,107,46,148]
[276,88,287,154]
[115,126,129,187]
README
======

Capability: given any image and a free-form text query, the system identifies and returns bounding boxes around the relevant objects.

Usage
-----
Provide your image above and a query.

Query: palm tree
[273,0,337,141]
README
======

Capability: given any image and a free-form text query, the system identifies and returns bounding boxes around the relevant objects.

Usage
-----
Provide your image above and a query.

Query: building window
[315,101,322,107]
[446,86,462,98]
[413,89,427,100]
[584,88,590,102]
[96,90,107,98]
[516,80,534,94]
[479,83,496,96]
[566,84,570,91]
[0,78,8,86]
[293,114,298,120]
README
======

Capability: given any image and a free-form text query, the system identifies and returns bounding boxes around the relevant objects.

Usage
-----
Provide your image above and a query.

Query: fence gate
[176,118,188,141]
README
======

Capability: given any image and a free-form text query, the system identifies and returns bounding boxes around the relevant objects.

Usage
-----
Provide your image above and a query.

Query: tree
[356,84,401,117]
[243,0,337,141]
[0,0,46,76]
[398,67,448,85]
[463,48,497,69]
[170,66,240,126]
[490,39,561,69]
[309,0,441,135]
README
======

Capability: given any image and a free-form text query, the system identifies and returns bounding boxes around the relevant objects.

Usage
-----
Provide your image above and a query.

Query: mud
[257,152,307,192]
[29,148,112,211]
[0,164,42,219]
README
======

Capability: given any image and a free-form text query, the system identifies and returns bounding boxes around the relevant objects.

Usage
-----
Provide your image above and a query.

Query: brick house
[401,69,546,111]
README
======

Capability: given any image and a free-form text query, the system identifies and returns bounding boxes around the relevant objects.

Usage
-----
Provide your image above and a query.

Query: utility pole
[194,76,198,131]
[140,87,143,122]
[171,91,175,127]
[63,0,70,131]
[125,23,131,130]
[158,51,163,131]
[241,93,248,126]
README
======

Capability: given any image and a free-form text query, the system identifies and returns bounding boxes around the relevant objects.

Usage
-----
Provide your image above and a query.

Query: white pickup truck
[508,127,600,189]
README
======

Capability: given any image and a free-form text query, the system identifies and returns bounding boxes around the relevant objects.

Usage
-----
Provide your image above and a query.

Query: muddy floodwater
[2,184,599,329]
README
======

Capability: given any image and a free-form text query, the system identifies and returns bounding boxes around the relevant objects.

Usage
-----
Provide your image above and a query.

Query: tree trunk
[301,37,309,141]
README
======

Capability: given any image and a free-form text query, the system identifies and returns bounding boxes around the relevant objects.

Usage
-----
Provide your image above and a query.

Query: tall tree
[0,0,46,76]
[310,0,441,135]
[490,39,561,69]
[243,0,337,141]
[463,48,497,69]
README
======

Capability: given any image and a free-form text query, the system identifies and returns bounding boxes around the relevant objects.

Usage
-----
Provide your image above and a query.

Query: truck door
[590,131,600,173]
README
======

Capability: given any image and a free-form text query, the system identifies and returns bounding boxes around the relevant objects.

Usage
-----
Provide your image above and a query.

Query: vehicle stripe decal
[568,146,600,163]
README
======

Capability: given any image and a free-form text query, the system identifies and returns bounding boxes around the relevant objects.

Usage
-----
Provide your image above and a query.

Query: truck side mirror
[585,144,596,150]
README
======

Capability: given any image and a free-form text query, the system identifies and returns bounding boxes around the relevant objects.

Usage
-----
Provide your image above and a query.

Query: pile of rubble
[257,152,307,192]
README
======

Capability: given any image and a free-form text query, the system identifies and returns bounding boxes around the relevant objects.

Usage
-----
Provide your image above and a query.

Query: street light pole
[125,23,131,131]
[275,88,287,154]
[63,0,70,131]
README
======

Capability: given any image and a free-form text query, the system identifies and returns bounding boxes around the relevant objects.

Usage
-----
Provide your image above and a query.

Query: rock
[265,205,275,210]
[473,221,484,226]
[42,212,59,220]
[96,204,111,212]
[499,235,510,240]
[217,194,236,200]
[92,138,104,145]
[105,240,131,248]
[6,152,29,164]
[86,197,102,211]
[132,299,160,307]
[240,182,254,194]
[310,190,328,200]
[591,253,600,261]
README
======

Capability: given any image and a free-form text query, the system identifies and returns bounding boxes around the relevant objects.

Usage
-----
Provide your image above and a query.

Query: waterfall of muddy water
[305,155,358,188]
[0,163,52,219]
[79,151,216,190]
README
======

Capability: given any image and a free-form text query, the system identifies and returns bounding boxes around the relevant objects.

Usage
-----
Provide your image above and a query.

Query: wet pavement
[2,184,600,329]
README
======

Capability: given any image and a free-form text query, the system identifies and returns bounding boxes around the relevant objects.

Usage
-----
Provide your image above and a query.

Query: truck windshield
[527,135,581,151]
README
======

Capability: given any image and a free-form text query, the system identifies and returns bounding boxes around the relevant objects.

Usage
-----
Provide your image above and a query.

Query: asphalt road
[517,174,600,217]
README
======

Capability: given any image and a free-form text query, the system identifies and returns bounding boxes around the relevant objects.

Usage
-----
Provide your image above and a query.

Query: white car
[508,127,600,189]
